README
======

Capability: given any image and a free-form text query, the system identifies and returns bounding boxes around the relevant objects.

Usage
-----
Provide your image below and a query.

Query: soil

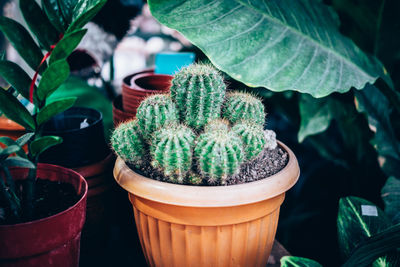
[131,145,288,186]
[0,179,79,225]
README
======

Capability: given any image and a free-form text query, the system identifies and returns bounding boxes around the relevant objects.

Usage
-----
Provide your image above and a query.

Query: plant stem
[0,169,19,220]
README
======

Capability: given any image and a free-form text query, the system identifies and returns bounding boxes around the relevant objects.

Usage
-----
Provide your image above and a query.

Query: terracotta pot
[0,163,88,267]
[122,71,172,114]
[0,117,27,151]
[113,141,299,267]
[112,95,136,126]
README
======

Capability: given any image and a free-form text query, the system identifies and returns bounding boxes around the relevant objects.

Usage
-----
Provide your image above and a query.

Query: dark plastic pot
[122,70,172,114]
[112,95,136,126]
[0,163,87,267]
[39,107,109,168]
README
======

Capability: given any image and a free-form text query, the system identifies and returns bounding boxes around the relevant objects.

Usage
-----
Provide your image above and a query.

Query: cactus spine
[151,124,196,183]
[170,64,226,130]
[232,121,266,160]
[136,94,178,139]
[204,118,230,133]
[194,131,243,185]
[223,92,265,126]
[111,119,146,168]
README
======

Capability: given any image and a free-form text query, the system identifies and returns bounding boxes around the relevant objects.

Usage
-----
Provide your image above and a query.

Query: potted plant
[0,0,106,265]
[112,64,300,266]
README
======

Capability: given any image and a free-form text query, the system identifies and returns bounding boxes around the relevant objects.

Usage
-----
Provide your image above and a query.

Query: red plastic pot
[112,95,136,126]
[122,70,172,114]
[0,164,88,267]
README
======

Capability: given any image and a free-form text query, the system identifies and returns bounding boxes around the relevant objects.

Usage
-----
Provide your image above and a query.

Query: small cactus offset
[232,121,266,161]
[222,92,265,126]
[204,118,230,133]
[194,131,243,185]
[170,64,226,130]
[136,94,178,139]
[186,172,203,185]
[111,120,147,168]
[151,124,196,183]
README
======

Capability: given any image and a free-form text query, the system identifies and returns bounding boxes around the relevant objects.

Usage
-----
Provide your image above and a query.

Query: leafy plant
[0,0,106,222]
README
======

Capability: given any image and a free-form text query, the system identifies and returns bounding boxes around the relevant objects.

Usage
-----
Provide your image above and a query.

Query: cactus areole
[111,63,288,185]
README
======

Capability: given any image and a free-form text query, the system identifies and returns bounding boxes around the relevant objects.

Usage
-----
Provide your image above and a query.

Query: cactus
[186,172,203,185]
[232,121,266,160]
[111,119,147,168]
[204,118,230,133]
[136,94,178,139]
[151,124,196,183]
[170,64,226,130]
[194,130,243,185]
[222,92,265,126]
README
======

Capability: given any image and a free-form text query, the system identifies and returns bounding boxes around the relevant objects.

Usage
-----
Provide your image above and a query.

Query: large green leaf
[381,177,400,224]
[0,136,28,159]
[30,136,62,157]
[4,156,35,169]
[19,0,59,50]
[36,97,77,126]
[281,256,323,267]
[0,88,35,131]
[148,0,388,97]
[49,29,87,64]
[37,60,70,101]
[354,84,400,176]
[0,60,36,101]
[67,0,107,33]
[41,0,68,33]
[337,196,397,267]
[58,0,79,24]
[0,16,45,72]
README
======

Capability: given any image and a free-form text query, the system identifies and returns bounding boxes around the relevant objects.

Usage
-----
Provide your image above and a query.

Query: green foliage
[280,256,323,267]
[223,92,265,126]
[204,118,230,133]
[37,60,70,101]
[30,136,63,158]
[148,0,389,97]
[381,177,400,224]
[36,97,77,126]
[151,124,196,183]
[111,120,146,169]
[232,121,265,161]
[136,94,178,139]
[194,130,243,185]
[49,29,87,64]
[170,64,226,130]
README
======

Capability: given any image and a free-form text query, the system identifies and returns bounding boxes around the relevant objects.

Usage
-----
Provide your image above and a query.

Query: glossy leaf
[281,256,323,267]
[30,136,62,157]
[36,97,77,126]
[381,177,400,224]
[67,0,107,33]
[16,133,35,147]
[0,137,28,159]
[0,16,45,72]
[148,0,388,97]
[59,0,79,23]
[0,60,36,101]
[49,29,87,64]
[19,0,59,50]
[4,156,35,169]
[41,0,68,32]
[337,196,396,266]
[0,145,21,158]
[37,60,70,101]
[0,88,35,131]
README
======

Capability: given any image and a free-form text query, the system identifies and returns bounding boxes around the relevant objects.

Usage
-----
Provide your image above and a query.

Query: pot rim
[0,163,88,227]
[113,141,300,207]
[128,72,173,93]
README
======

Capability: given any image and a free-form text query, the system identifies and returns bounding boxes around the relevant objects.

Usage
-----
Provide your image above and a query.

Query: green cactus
[194,130,243,185]
[151,124,196,183]
[222,92,265,126]
[111,119,147,168]
[232,121,266,161]
[170,64,226,130]
[136,94,178,139]
[204,118,230,133]
[186,172,203,185]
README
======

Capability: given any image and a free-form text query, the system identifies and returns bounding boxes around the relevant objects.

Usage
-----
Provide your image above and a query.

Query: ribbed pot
[112,95,136,126]
[122,71,172,114]
[113,141,299,267]
[0,164,87,267]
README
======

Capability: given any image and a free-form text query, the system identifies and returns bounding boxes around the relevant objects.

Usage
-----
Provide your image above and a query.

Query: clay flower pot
[112,95,136,126]
[0,163,88,266]
[0,117,27,151]
[122,70,172,114]
[113,141,299,267]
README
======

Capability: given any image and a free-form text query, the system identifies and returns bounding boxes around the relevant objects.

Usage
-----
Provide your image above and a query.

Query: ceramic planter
[122,70,172,114]
[113,141,299,267]
[112,95,136,126]
[0,163,88,267]
[39,107,109,168]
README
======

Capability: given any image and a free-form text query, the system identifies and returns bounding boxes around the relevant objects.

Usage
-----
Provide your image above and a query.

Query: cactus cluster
[111,63,273,185]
